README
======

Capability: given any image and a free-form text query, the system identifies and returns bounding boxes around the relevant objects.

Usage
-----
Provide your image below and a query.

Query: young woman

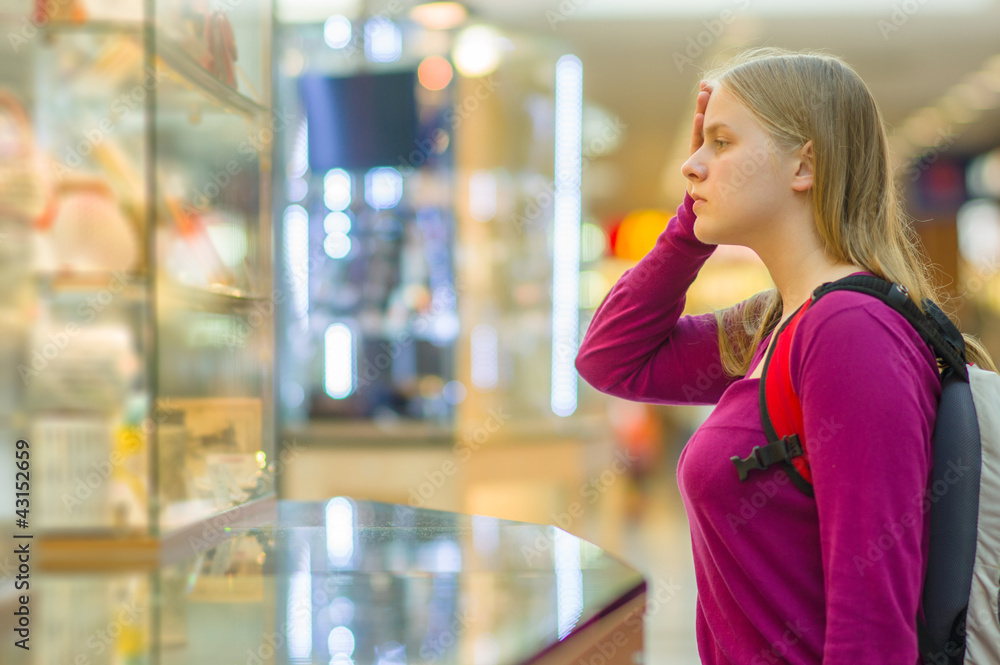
[575,47,996,664]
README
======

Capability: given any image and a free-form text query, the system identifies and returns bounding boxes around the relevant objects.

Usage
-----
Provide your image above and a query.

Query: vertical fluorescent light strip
[283,205,310,332]
[326,496,356,567]
[551,55,583,417]
[554,528,583,639]
[469,169,498,222]
[290,119,309,178]
[287,541,312,663]
[324,168,353,211]
[472,515,500,556]
[324,323,355,399]
[470,324,499,390]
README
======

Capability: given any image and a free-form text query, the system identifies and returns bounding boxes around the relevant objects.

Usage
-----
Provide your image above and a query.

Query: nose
[682,150,707,184]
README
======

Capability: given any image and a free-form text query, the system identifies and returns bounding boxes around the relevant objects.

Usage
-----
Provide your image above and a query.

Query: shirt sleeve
[788,294,941,664]
[575,191,740,405]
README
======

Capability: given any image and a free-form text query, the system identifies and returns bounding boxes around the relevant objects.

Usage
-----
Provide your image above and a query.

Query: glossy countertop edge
[160,495,279,565]
[522,580,647,665]
[40,497,646,582]
[168,498,647,571]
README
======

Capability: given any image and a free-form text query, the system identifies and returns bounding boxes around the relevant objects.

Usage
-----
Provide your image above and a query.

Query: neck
[758,246,865,320]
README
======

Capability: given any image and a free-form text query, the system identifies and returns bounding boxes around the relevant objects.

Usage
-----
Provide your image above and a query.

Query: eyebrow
[703,121,734,137]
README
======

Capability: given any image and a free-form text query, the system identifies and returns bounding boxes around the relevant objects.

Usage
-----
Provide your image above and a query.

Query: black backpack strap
[733,274,969,496]
[814,275,977,664]
[731,297,815,496]
[733,274,974,660]
[917,612,965,665]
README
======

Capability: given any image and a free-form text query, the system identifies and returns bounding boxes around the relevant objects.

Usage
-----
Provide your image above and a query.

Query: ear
[790,140,814,193]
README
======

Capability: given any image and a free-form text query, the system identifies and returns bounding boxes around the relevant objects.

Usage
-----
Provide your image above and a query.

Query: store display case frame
[0,0,277,567]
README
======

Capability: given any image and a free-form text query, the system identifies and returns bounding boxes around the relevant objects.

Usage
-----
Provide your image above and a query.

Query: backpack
[727,274,1000,665]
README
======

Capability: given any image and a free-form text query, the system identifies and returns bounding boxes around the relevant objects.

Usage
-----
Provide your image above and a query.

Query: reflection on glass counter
[0,500,646,665]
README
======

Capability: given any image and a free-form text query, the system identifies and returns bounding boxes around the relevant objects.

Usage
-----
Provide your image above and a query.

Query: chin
[692,219,716,245]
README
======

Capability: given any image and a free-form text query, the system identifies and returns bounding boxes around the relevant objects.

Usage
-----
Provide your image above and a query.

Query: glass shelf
[155,32,268,118]
[33,271,147,296]
[41,20,268,119]
[43,19,144,34]
[162,282,271,313]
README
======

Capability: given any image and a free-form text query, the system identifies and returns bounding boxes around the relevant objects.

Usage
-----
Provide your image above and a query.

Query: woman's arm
[575,191,737,405]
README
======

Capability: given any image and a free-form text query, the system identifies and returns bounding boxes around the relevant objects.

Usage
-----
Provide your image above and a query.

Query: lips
[691,192,706,202]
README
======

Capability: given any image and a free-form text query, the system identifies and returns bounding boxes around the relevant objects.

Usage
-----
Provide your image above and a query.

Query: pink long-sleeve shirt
[576,191,941,664]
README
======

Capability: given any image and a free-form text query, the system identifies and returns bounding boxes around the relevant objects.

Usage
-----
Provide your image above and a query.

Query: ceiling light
[276,0,363,23]
[985,54,1000,73]
[970,68,1000,94]
[940,96,979,124]
[952,81,999,110]
[409,2,468,30]
[901,115,940,146]
[565,0,990,18]
[365,18,402,63]
[957,199,1000,270]
[324,15,353,49]
[452,25,502,78]
[418,55,454,90]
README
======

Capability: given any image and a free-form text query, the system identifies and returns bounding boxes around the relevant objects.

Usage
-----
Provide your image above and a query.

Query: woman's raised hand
[689,80,714,157]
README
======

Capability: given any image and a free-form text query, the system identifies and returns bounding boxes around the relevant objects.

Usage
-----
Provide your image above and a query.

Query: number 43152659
[15,439,29,520]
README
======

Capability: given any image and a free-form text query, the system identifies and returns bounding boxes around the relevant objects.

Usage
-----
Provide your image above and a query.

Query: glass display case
[447,43,613,438]
[272,19,460,431]
[0,0,274,558]
[270,17,613,438]
[0,499,647,665]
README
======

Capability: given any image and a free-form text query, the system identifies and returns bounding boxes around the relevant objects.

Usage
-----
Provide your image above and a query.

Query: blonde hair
[700,46,997,378]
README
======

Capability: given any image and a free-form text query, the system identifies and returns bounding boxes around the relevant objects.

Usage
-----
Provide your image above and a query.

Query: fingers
[689,81,714,156]
[696,82,712,119]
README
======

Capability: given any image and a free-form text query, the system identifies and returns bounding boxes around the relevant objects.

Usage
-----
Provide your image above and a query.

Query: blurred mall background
[2,0,1000,663]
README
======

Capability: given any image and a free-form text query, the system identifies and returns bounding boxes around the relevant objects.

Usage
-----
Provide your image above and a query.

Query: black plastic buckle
[731,448,765,481]
[730,435,803,482]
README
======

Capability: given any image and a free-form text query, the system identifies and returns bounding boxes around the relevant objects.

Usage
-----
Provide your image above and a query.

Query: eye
[714,139,728,149]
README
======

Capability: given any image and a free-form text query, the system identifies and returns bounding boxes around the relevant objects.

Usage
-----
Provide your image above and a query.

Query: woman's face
[681,84,809,247]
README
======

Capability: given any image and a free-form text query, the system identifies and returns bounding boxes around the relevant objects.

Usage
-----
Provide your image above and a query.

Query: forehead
[703,86,746,133]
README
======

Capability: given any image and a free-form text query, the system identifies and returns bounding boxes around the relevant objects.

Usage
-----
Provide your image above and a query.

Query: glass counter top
[2,499,646,665]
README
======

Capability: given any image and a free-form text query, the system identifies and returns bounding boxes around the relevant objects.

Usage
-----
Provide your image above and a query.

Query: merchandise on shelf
[0,88,53,226]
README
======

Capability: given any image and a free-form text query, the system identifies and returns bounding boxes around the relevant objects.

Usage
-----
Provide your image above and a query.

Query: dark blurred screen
[299,70,418,171]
